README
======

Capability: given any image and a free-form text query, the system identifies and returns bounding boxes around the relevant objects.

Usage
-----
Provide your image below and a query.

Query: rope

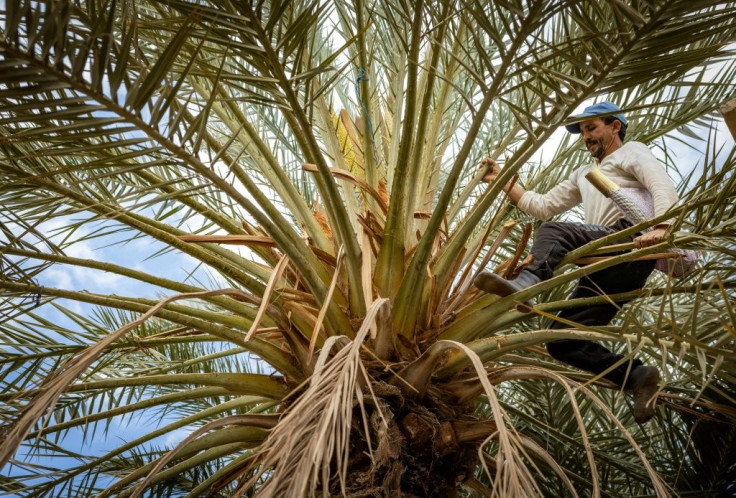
[354,67,378,155]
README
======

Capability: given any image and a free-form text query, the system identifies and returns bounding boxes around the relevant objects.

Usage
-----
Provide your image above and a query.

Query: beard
[585,138,606,160]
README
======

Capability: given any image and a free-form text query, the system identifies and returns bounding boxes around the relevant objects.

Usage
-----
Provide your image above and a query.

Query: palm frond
[1,0,735,495]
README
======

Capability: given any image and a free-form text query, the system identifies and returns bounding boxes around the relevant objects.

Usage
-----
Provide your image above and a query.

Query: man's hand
[634,226,669,249]
[479,157,501,183]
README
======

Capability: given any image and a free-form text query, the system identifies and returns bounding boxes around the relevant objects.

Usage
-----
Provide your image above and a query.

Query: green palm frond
[1,0,735,495]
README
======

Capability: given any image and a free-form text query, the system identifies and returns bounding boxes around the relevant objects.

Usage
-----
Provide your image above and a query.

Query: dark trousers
[525,220,656,388]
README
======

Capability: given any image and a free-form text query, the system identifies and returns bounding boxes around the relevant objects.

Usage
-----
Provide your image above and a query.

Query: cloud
[163,427,194,447]
[41,266,74,290]
[37,238,128,293]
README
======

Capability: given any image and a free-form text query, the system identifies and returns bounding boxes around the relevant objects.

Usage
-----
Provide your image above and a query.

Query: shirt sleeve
[622,142,679,224]
[517,174,582,221]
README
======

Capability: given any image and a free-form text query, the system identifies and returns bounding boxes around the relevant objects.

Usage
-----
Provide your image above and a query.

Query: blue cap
[564,102,627,133]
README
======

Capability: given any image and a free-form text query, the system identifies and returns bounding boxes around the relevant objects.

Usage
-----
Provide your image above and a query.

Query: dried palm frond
[241,299,389,497]
[1,0,735,495]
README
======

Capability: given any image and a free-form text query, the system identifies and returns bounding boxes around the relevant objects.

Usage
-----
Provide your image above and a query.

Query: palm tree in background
[1,0,736,495]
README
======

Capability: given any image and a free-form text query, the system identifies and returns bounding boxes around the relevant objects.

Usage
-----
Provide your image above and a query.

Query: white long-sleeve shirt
[517,141,679,226]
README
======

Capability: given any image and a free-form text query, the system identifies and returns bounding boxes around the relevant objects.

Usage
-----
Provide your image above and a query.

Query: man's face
[580,118,620,160]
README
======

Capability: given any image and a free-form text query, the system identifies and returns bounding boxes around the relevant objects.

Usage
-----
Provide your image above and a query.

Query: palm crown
[1,0,735,495]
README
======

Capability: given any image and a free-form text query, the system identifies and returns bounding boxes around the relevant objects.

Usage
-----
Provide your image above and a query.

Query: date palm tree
[1,0,736,495]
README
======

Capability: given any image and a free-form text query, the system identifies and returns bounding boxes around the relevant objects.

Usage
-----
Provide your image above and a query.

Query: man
[475,102,678,423]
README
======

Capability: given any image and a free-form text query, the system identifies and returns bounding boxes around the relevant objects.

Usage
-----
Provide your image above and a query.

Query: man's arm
[622,143,680,249]
[479,158,582,220]
[634,225,669,248]
[479,158,526,204]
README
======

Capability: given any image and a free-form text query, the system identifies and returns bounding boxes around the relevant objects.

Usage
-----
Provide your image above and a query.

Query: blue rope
[354,68,377,151]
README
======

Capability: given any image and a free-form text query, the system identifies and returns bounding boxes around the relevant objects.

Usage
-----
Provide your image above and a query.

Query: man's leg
[524,220,626,280]
[474,220,625,306]
[473,218,661,422]
[545,258,656,387]
[545,258,660,422]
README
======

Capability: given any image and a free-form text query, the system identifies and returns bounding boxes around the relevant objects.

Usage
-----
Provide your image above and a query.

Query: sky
[1,7,734,490]
[7,107,730,484]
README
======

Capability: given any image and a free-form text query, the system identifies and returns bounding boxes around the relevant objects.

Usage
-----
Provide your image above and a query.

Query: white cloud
[66,240,97,260]
[41,266,74,290]
[162,427,194,447]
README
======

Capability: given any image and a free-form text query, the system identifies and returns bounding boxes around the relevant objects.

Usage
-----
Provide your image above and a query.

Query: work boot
[629,365,660,423]
[473,270,541,311]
